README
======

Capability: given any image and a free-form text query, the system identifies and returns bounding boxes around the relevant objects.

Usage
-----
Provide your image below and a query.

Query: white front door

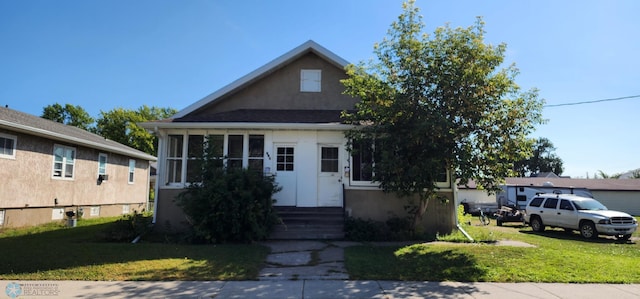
[272,144,297,206]
[317,145,343,207]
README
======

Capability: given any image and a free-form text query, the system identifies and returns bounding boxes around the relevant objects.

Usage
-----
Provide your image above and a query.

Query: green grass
[346,216,640,283]
[0,218,269,281]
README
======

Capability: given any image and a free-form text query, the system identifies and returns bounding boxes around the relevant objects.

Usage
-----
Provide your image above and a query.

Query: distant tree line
[41,103,176,156]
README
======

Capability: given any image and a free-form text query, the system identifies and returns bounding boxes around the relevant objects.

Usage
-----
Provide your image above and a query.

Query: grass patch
[346,217,640,282]
[0,218,269,280]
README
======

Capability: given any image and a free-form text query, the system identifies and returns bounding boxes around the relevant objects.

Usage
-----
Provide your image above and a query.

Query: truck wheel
[579,221,597,239]
[530,216,544,232]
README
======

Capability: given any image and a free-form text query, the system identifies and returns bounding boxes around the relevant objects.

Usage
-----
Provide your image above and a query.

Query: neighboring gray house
[0,107,156,228]
[141,40,457,237]
[459,177,640,216]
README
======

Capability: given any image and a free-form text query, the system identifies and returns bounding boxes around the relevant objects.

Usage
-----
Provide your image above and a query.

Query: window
[90,206,100,216]
[227,135,243,169]
[122,205,130,215]
[166,135,184,184]
[248,135,264,172]
[0,133,16,159]
[186,135,204,183]
[53,145,75,179]
[543,198,558,209]
[529,197,544,207]
[98,153,108,176]
[321,147,339,173]
[128,159,135,183]
[276,147,294,171]
[559,199,574,211]
[52,208,64,220]
[0,210,5,226]
[301,69,321,92]
[351,139,374,182]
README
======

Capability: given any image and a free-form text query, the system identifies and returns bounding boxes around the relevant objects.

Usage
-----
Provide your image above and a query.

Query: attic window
[301,69,321,92]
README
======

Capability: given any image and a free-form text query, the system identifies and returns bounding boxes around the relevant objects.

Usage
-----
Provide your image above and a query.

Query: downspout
[151,126,164,225]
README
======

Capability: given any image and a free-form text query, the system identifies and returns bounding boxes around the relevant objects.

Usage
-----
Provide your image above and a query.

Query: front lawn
[346,219,640,283]
[0,218,269,280]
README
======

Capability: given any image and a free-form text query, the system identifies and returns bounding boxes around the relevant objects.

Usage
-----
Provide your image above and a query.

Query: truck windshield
[572,199,608,211]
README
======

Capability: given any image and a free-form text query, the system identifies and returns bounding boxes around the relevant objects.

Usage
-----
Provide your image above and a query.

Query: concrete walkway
[2,280,640,298]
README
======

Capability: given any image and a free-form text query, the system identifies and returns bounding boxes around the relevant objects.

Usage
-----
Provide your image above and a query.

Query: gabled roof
[172,40,350,119]
[0,107,156,161]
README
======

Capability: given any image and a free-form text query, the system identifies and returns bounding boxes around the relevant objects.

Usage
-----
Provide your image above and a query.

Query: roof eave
[140,121,355,131]
[1,120,157,161]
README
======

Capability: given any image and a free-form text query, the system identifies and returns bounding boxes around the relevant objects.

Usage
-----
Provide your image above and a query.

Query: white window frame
[52,144,76,179]
[98,153,108,176]
[300,69,321,92]
[348,140,451,189]
[0,133,17,159]
[52,208,65,220]
[90,206,100,216]
[162,131,266,188]
[128,159,136,184]
[0,209,5,226]
[122,205,130,215]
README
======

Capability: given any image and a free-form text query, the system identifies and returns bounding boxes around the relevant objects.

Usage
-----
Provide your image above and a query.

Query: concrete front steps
[270,207,345,240]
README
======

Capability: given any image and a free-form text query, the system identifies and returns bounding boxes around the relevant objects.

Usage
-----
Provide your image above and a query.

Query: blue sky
[1,0,639,178]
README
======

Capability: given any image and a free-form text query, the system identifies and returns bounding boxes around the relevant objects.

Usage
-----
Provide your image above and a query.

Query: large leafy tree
[94,105,177,155]
[41,103,94,130]
[341,1,544,227]
[513,137,564,177]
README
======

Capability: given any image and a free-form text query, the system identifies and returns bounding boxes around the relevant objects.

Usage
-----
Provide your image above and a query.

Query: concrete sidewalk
[2,280,640,298]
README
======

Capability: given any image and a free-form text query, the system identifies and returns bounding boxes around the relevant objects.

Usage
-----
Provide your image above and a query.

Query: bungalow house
[0,107,156,228]
[141,40,456,237]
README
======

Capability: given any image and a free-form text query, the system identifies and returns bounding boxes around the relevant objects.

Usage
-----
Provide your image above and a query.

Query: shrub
[101,211,153,242]
[345,216,434,242]
[176,167,280,244]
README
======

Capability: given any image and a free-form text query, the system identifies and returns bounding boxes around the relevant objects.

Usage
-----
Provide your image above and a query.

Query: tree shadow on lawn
[519,229,637,245]
[392,247,487,282]
[0,221,267,280]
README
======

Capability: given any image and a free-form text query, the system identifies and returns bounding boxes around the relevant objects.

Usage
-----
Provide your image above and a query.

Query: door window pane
[277,147,294,171]
[321,147,339,172]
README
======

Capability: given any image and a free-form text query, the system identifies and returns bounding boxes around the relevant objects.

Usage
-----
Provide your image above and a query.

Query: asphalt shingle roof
[0,107,156,161]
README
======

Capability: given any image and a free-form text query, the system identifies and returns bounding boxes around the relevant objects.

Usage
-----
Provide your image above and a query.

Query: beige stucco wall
[2,203,144,227]
[345,189,456,235]
[0,129,151,228]
[191,52,359,116]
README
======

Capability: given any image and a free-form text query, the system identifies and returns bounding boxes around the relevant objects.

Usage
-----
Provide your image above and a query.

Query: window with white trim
[122,205,130,215]
[128,159,136,183]
[301,69,321,92]
[52,208,64,220]
[90,206,100,216]
[53,145,75,179]
[98,153,108,176]
[350,139,450,188]
[165,133,265,186]
[166,135,184,185]
[0,133,16,159]
[0,210,5,226]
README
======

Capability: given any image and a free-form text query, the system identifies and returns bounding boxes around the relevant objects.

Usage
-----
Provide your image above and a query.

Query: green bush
[176,167,280,244]
[345,216,433,242]
[101,211,153,242]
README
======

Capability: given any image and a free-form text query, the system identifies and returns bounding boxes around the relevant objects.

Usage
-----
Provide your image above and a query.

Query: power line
[544,94,640,108]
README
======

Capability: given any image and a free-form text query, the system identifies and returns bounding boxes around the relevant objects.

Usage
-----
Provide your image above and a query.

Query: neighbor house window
[128,159,136,183]
[166,135,184,185]
[122,205,130,215]
[53,145,75,179]
[51,208,64,220]
[98,153,108,176]
[90,206,100,216]
[0,133,16,159]
[300,69,321,92]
